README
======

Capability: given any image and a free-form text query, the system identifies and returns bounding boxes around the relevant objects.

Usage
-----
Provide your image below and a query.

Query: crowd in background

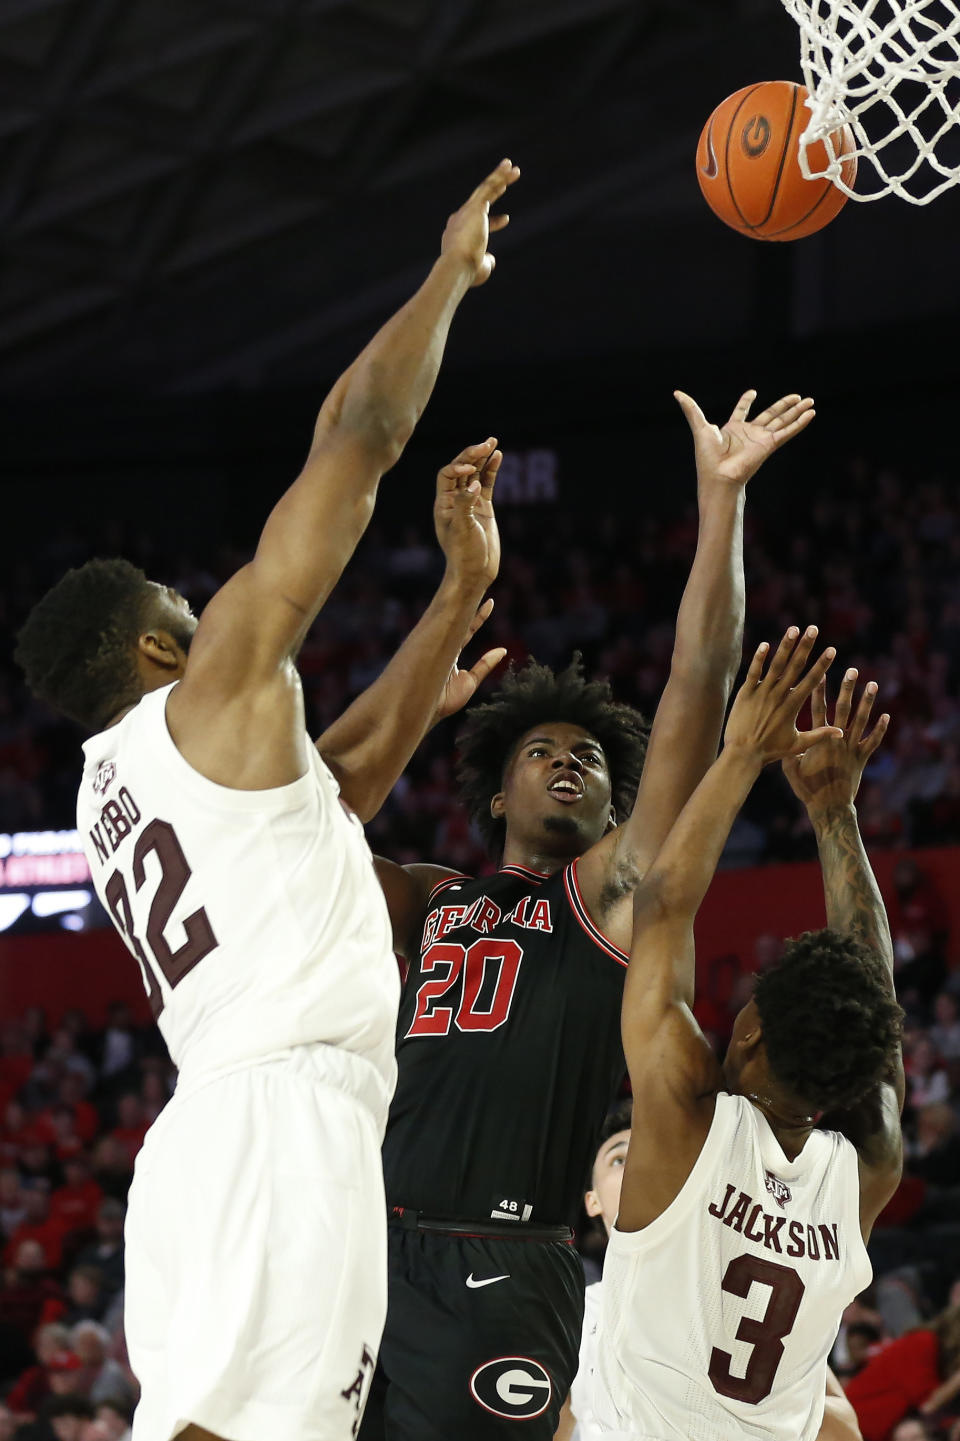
[2,451,960,870]
[4,446,960,1439]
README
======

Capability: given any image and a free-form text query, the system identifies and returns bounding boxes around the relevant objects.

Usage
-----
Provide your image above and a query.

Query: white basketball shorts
[124,1044,387,1441]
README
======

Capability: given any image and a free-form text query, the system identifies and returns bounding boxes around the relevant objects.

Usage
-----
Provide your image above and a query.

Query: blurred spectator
[845,1304,960,1441]
[107,1098,146,1170]
[5,1322,70,1414]
[72,1201,125,1300]
[48,1157,102,1240]
[890,1421,934,1441]
[58,1266,107,1328]
[929,992,960,1063]
[3,1180,63,1271]
[1,1239,63,1345]
[905,1038,951,1111]
[69,1322,134,1408]
[88,1398,133,1441]
[889,859,949,1007]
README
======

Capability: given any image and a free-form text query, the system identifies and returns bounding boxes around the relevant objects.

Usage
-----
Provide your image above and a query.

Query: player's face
[492,722,614,853]
[585,1128,629,1236]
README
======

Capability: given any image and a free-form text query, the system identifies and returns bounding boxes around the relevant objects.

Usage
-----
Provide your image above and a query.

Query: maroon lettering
[118,786,141,824]
[786,1220,806,1258]
[819,1224,840,1261]
[806,1225,820,1261]
[709,1255,805,1405]
[89,824,109,864]
[100,801,128,850]
[743,1204,765,1244]
[708,1184,736,1221]
[723,1191,751,1233]
[763,1213,785,1254]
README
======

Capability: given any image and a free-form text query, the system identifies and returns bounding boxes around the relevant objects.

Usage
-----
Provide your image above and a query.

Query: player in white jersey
[14,158,520,1441]
[557,1105,861,1441]
[593,627,905,1441]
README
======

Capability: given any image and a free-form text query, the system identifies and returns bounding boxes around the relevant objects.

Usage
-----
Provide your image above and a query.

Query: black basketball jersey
[382,860,628,1228]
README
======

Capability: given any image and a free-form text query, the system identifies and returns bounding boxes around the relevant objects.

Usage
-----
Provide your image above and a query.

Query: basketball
[696,80,857,241]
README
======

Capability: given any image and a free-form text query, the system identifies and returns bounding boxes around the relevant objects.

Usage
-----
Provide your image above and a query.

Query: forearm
[670,483,746,686]
[316,570,483,820]
[638,746,760,917]
[810,803,894,976]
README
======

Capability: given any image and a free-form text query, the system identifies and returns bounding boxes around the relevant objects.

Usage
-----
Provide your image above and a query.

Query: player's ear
[138,629,183,672]
[606,805,617,833]
[490,792,506,820]
[584,1187,602,1219]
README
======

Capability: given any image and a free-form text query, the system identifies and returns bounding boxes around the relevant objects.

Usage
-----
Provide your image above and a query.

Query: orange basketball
[696,80,857,241]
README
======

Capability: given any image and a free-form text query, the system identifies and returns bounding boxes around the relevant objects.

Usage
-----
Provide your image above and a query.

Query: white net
[779,0,960,202]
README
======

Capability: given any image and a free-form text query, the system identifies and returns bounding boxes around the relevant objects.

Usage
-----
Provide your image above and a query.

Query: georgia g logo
[470,1357,553,1420]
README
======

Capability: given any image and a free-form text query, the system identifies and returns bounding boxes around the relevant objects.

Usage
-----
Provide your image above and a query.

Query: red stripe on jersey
[499,863,549,882]
[563,859,629,967]
[426,873,473,903]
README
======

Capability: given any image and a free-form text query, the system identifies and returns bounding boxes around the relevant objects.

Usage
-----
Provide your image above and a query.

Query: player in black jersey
[365,387,817,1441]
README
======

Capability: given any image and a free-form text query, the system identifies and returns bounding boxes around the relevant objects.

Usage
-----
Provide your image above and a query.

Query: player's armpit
[374,857,460,959]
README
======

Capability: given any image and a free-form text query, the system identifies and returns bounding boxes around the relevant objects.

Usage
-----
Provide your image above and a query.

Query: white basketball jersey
[77,683,399,1130]
[593,1092,871,1441]
[571,1279,604,1441]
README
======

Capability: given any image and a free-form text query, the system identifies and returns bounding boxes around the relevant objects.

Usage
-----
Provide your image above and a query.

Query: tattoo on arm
[814,805,894,976]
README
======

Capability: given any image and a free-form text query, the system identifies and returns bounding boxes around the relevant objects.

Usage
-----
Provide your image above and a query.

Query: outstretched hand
[433,438,502,590]
[724,626,842,765]
[783,670,889,816]
[433,599,506,723]
[441,158,520,287]
[675,388,815,489]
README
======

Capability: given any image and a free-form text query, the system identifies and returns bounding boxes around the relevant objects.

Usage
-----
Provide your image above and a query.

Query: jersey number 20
[708,1254,806,1405]
[104,819,218,1018]
[406,939,523,1037]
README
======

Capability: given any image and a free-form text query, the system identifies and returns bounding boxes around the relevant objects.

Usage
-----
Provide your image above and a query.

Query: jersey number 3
[104,819,218,1018]
[708,1254,805,1405]
[406,939,523,1037]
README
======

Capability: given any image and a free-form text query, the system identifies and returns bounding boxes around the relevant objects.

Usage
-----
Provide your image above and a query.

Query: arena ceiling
[1,0,958,396]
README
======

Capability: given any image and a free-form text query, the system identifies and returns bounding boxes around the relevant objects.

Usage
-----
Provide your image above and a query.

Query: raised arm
[167,160,519,789]
[318,440,505,822]
[617,628,839,1231]
[782,670,905,1223]
[575,389,815,951]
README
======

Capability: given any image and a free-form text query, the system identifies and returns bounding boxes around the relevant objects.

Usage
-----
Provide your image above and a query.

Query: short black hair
[456,654,649,854]
[597,1099,633,1152]
[754,928,904,1113]
[15,558,157,731]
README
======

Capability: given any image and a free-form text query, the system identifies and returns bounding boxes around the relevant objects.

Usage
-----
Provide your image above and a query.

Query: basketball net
[779,0,960,202]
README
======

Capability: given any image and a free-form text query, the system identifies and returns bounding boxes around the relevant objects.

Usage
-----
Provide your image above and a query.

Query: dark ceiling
[0,0,958,398]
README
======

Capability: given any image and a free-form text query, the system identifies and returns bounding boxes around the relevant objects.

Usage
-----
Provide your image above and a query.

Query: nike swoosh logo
[466,1273,510,1289]
[701,118,718,179]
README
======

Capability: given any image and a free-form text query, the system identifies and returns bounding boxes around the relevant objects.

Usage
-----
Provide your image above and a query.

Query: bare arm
[783,672,904,1220]
[317,442,505,821]
[168,161,519,790]
[617,629,839,1231]
[575,391,816,951]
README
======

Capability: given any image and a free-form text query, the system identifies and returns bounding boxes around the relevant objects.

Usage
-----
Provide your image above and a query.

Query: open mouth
[547,776,583,803]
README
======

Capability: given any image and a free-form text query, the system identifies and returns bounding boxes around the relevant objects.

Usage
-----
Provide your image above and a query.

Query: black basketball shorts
[358,1220,585,1441]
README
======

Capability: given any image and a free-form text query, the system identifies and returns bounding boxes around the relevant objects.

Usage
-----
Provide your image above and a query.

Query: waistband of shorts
[173,1041,392,1128]
[389,1205,573,1243]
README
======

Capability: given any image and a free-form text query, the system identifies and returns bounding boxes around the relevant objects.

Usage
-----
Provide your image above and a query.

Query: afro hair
[455,654,649,855]
[15,558,157,732]
[755,928,904,1114]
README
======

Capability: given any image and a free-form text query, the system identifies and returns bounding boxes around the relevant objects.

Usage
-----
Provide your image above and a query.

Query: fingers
[748,393,816,445]
[793,725,845,752]
[673,390,708,432]
[811,677,828,732]
[763,627,803,687]
[488,213,510,232]
[465,598,494,639]
[470,158,521,207]
[728,389,757,425]
[437,438,498,494]
[467,647,508,690]
[833,668,858,733]
[480,448,502,500]
[791,642,838,711]
[744,641,770,689]
[860,710,891,761]
[771,403,816,446]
